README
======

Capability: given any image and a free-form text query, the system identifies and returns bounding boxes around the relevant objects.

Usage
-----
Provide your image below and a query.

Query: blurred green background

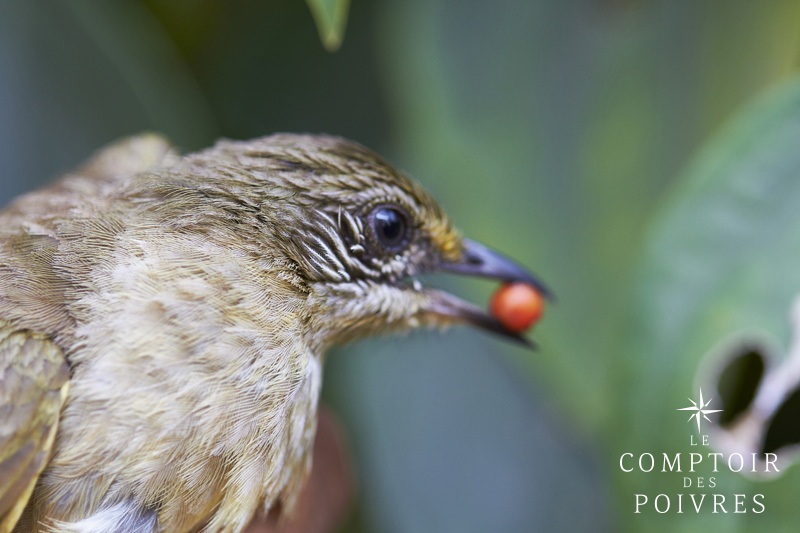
[4,1,800,531]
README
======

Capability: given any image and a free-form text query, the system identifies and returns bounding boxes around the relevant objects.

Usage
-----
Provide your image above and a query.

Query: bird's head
[151,134,550,349]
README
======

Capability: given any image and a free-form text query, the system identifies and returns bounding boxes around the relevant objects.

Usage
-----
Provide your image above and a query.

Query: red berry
[489,282,544,333]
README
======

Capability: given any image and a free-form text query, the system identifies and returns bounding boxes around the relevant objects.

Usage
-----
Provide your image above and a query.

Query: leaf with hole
[618,76,800,530]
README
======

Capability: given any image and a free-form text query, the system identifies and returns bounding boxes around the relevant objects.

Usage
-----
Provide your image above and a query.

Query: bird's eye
[370,206,409,250]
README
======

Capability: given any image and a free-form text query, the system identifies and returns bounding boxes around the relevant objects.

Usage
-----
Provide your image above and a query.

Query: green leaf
[617,76,800,531]
[305,0,350,52]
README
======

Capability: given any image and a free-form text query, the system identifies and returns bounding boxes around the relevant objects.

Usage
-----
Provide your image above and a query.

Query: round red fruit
[489,282,544,333]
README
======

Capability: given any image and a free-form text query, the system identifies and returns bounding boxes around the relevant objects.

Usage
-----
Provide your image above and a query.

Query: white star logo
[678,388,723,433]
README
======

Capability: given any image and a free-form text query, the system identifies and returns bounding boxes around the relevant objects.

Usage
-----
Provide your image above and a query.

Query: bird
[0,133,550,533]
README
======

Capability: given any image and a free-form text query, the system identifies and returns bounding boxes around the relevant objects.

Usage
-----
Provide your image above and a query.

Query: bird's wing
[0,324,69,533]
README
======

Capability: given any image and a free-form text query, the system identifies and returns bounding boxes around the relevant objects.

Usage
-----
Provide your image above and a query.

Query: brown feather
[0,133,465,532]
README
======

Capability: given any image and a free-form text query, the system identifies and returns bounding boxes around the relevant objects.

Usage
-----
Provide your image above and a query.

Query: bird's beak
[425,238,552,348]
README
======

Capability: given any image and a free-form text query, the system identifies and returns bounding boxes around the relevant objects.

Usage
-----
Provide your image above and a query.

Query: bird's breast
[30,231,322,532]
